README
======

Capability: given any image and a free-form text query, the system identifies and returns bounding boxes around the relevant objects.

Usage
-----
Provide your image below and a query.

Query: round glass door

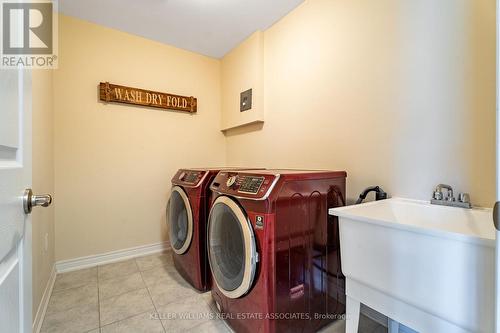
[168,186,193,254]
[207,196,258,299]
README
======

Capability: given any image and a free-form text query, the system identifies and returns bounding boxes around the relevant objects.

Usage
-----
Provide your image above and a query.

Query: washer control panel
[183,172,201,184]
[211,172,277,199]
[172,169,206,187]
[238,176,265,194]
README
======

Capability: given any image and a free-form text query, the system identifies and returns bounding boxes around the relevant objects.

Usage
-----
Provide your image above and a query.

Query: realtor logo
[1,0,57,68]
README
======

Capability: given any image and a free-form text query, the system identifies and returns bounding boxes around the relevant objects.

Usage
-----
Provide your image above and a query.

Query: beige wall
[221,31,264,131]
[50,0,496,264]
[54,15,225,261]
[224,0,496,207]
[32,70,55,315]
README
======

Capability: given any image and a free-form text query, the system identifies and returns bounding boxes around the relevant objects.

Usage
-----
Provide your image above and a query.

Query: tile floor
[41,250,387,333]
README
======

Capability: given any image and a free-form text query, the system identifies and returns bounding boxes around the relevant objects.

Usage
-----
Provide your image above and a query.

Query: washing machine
[207,169,347,333]
[168,168,261,291]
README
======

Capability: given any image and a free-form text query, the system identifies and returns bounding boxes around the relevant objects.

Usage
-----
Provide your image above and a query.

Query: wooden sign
[99,82,197,113]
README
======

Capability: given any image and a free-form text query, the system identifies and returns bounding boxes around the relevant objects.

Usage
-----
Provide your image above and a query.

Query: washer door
[168,186,193,254]
[208,196,258,299]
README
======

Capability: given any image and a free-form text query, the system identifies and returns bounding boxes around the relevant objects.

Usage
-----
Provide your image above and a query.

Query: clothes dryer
[207,169,347,332]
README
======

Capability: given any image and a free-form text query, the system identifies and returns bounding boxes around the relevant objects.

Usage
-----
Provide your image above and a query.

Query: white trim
[56,241,170,273]
[32,265,56,333]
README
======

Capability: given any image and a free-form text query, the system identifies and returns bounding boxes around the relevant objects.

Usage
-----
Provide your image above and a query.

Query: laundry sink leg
[346,295,360,333]
[388,318,400,333]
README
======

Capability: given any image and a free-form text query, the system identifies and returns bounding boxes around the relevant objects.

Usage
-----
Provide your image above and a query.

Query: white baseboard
[33,265,56,333]
[56,241,171,273]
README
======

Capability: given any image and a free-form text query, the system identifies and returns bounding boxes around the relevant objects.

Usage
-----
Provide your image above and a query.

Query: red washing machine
[168,168,262,291]
[207,170,347,333]
[168,168,223,291]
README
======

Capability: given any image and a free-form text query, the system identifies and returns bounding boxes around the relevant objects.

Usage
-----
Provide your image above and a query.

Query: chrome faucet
[433,184,454,201]
[431,184,471,208]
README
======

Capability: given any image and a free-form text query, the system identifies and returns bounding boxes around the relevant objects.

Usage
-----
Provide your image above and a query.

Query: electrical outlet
[240,89,252,112]
[44,233,48,252]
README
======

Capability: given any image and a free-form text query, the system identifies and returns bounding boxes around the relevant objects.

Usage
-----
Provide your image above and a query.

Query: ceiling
[59,0,304,58]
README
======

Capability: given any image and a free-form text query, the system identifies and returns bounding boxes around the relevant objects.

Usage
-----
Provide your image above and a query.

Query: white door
[493,0,500,333]
[496,0,500,331]
[0,67,33,333]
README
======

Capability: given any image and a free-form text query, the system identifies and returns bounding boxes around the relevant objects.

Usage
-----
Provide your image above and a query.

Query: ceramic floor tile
[217,319,235,333]
[200,291,212,303]
[98,272,145,300]
[99,288,155,326]
[147,277,199,308]
[203,293,221,314]
[98,259,139,281]
[140,265,184,287]
[100,311,164,333]
[47,283,98,314]
[157,294,215,333]
[41,303,99,333]
[187,318,232,333]
[53,267,97,292]
[135,252,173,271]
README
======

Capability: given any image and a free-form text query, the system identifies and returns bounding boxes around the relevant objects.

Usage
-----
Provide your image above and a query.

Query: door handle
[23,188,52,214]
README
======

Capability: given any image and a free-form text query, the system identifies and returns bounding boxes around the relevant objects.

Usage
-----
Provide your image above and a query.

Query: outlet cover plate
[240,89,252,112]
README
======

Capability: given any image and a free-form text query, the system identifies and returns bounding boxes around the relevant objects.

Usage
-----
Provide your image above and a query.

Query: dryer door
[207,196,258,299]
[168,186,193,254]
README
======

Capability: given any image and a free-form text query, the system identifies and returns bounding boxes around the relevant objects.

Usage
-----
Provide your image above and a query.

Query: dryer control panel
[238,176,265,194]
[172,169,207,187]
[211,172,279,200]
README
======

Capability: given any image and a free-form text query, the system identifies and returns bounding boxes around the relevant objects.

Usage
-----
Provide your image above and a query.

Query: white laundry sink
[329,198,495,333]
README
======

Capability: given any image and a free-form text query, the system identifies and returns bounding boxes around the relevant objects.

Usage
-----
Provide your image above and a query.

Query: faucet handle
[433,190,443,200]
[458,193,470,203]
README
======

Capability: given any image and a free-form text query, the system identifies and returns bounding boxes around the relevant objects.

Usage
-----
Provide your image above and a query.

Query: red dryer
[207,169,347,333]
[168,168,262,291]
[168,168,223,291]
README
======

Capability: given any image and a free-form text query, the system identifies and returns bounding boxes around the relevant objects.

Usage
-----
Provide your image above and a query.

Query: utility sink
[329,198,495,333]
